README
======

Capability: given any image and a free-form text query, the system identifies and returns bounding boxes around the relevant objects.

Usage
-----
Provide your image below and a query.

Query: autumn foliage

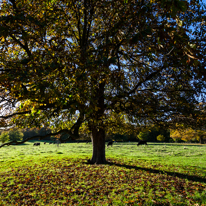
[0,0,206,163]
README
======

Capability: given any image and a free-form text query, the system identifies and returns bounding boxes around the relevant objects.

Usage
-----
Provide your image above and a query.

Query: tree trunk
[90,127,106,164]
[89,82,106,164]
[199,136,204,144]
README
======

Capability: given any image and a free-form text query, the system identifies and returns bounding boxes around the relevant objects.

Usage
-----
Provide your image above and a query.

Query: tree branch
[0,111,31,119]
[10,34,32,57]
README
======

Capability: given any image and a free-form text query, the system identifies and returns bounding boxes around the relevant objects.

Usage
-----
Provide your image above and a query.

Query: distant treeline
[109,128,171,142]
[1,127,203,143]
[21,127,172,142]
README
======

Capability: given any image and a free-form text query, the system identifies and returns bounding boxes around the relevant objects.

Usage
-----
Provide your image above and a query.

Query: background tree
[0,132,9,143]
[7,129,24,142]
[170,102,206,144]
[0,129,23,142]
[22,128,38,140]
[170,126,206,143]
[0,0,205,163]
[195,129,206,144]
[141,126,171,142]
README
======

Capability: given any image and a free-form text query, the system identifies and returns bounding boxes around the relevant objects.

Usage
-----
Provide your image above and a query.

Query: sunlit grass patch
[0,142,206,205]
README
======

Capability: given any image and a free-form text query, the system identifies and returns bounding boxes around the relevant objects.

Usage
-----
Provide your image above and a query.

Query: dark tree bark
[199,136,204,144]
[90,127,106,164]
[89,82,106,164]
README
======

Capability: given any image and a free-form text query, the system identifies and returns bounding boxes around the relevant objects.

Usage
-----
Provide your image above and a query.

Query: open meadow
[0,141,206,205]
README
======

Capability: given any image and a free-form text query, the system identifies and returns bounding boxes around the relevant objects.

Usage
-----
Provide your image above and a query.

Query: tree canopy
[0,0,206,163]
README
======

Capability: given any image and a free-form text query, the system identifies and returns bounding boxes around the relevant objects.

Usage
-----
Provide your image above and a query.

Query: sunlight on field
[0,142,206,205]
[0,142,206,171]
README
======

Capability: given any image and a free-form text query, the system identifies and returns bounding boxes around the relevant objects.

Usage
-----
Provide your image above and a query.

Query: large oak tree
[0,0,205,163]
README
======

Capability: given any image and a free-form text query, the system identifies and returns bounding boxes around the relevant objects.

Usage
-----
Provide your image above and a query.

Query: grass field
[0,141,206,205]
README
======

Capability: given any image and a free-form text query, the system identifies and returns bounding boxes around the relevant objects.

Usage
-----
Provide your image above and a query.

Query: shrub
[137,132,149,141]
[157,134,165,142]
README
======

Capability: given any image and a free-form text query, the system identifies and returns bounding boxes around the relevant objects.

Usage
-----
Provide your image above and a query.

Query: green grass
[0,141,206,205]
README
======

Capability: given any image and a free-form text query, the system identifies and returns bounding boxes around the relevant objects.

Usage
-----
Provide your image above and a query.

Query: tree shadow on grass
[105,160,206,184]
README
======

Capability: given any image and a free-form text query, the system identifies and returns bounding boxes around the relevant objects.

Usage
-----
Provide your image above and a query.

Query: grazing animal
[107,140,114,148]
[49,142,53,144]
[33,143,40,146]
[137,140,147,146]
[44,142,46,144]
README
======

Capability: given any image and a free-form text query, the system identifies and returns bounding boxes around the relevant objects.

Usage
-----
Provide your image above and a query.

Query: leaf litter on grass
[0,158,205,205]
